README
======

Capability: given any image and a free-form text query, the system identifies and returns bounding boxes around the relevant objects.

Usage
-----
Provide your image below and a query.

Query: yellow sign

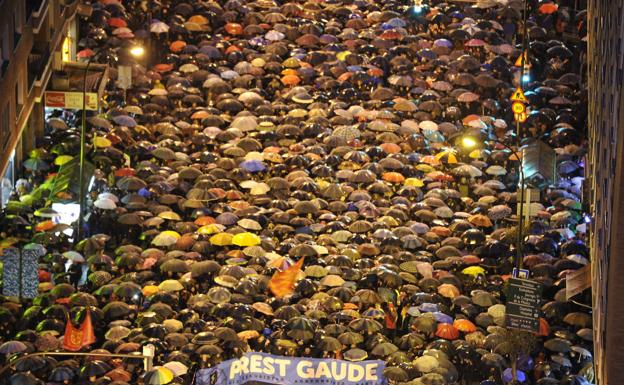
[514,51,531,68]
[510,87,528,103]
[511,102,526,114]
[514,112,527,123]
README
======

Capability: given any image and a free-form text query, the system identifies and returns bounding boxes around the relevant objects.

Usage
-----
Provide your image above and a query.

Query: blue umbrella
[432,312,453,324]
[423,129,446,143]
[240,160,266,173]
[419,303,439,312]
[113,115,137,127]
[502,368,526,383]
[434,39,453,48]
[385,18,406,28]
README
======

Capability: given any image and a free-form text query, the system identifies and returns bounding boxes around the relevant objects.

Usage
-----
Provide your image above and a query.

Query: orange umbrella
[338,72,353,82]
[380,143,401,154]
[437,283,460,298]
[420,155,441,165]
[169,40,187,53]
[281,75,301,86]
[225,45,241,54]
[194,216,216,226]
[538,2,558,14]
[537,317,550,337]
[453,319,477,333]
[468,214,493,228]
[154,63,174,72]
[35,220,55,232]
[431,226,451,237]
[225,23,244,35]
[435,323,459,340]
[281,69,298,76]
[382,172,405,183]
[368,68,384,77]
[191,110,210,120]
[114,168,135,177]
[188,15,209,25]
[462,114,481,125]
[379,30,402,40]
[107,18,127,28]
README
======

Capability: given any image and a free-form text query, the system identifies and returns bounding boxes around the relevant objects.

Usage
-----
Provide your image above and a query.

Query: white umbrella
[94,198,117,210]
[150,21,169,33]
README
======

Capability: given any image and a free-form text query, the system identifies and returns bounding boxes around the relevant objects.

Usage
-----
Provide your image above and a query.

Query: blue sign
[512,268,530,279]
[196,352,387,385]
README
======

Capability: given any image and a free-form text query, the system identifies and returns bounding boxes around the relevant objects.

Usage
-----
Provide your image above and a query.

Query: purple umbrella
[502,368,526,383]
[240,160,267,173]
[113,115,137,127]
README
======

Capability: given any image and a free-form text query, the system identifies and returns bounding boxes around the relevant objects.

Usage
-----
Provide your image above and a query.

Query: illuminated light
[130,45,145,57]
[62,36,72,62]
[522,74,531,83]
[461,137,478,149]
[413,5,422,13]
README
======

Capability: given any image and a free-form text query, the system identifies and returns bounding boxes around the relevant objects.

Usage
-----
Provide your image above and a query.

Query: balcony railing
[27,44,50,90]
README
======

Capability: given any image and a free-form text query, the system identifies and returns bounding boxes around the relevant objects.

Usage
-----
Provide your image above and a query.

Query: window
[15,76,24,116]
[13,3,22,50]
[0,104,9,151]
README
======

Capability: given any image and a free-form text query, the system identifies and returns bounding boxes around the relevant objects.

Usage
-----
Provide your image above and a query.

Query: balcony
[27,43,50,91]
[28,0,48,34]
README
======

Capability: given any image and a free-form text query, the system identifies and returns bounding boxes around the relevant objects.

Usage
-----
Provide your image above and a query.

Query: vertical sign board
[2,248,20,297]
[506,277,541,332]
[117,65,132,90]
[2,247,40,299]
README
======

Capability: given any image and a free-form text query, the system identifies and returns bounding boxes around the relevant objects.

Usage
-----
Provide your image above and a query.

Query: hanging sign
[514,112,528,123]
[196,352,387,385]
[510,87,528,103]
[514,51,532,68]
[45,91,98,110]
[511,101,526,114]
[506,277,541,332]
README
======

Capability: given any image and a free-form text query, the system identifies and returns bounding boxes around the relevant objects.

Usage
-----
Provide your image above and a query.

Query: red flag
[63,310,96,351]
[268,257,304,298]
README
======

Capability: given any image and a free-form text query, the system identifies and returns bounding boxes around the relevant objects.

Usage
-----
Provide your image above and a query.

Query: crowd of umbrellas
[0,0,592,384]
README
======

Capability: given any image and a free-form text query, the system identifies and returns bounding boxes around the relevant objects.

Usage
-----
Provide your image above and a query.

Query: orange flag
[63,310,96,351]
[268,257,304,298]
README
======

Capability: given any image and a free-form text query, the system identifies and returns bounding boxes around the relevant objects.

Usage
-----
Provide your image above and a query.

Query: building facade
[0,0,78,203]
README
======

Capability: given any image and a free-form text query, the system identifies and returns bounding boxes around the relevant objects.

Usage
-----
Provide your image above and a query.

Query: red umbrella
[77,49,95,58]
[435,323,459,340]
[114,168,136,177]
[465,39,486,47]
[107,18,127,28]
[539,3,558,14]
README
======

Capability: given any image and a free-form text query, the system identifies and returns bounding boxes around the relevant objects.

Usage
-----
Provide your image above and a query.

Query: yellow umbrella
[469,149,490,159]
[336,51,352,61]
[435,149,458,164]
[416,164,435,172]
[462,266,486,277]
[209,233,233,246]
[198,224,225,235]
[158,211,182,221]
[144,366,174,385]
[232,232,261,247]
[142,285,160,296]
[404,178,425,187]
[151,231,181,247]
[54,155,73,166]
[158,280,184,292]
[93,136,112,148]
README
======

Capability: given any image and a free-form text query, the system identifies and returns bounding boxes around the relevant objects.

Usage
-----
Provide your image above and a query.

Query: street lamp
[76,44,144,242]
[459,135,526,271]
